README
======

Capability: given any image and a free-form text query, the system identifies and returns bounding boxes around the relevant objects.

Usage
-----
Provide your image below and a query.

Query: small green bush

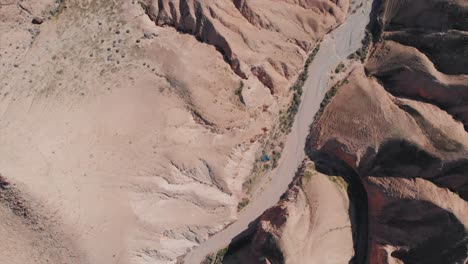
[351,30,373,62]
[235,81,244,104]
[334,62,346,74]
[280,43,321,132]
[237,198,250,211]
[202,247,229,264]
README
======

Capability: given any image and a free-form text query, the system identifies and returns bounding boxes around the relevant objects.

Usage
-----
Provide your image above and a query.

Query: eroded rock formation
[310,0,468,262]
[0,0,350,263]
[228,0,468,263]
[143,0,348,93]
[224,160,355,264]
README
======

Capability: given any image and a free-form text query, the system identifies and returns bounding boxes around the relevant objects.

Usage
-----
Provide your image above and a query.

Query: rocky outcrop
[229,1,468,263]
[365,177,468,264]
[381,0,468,32]
[143,0,349,93]
[366,41,468,130]
[309,64,468,263]
[223,160,355,264]
[376,0,468,129]
[307,1,468,262]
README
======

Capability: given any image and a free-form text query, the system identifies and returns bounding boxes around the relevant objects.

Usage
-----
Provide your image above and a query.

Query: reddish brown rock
[224,161,355,264]
[306,1,468,263]
[143,0,349,94]
[236,1,468,263]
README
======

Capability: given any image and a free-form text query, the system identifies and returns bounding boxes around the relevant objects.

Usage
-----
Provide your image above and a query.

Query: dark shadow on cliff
[221,215,284,264]
[306,148,369,264]
[371,198,468,264]
[359,138,468,201]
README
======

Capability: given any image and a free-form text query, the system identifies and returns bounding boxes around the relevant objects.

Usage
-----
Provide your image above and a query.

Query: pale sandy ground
[0,0,350,263]
[1,1,271,263]
[277,172,354,264]
[183,0,373,262]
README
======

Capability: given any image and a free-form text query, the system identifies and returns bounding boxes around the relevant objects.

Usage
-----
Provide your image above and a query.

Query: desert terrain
[184,0,374,262]
[1,0,466,263]
[223,0,468,263]
[1,0,352,263]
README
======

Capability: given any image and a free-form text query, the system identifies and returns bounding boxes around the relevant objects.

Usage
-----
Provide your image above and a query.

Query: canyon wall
[227,0,468,263]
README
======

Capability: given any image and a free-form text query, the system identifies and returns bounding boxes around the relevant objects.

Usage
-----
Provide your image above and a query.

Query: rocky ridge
[225,0,468,263]
[143,0,348,94]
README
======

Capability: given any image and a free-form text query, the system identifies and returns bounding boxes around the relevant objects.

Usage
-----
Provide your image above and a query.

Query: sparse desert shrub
[335,62,346,73]
[280,43,321,133]
[202,247,229,264]
[351,30,373,62]
[271,150,281,168]
[235,81,244,104]
[279,142,285,149]
[237,197,250,211]
[304,170,314,180]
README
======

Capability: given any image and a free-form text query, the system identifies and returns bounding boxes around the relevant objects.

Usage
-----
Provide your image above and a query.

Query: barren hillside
[223,160,355,264]
[0,0,349,263]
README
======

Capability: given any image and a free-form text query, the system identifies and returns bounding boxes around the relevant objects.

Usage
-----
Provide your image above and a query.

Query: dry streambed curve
[182,0,375,263]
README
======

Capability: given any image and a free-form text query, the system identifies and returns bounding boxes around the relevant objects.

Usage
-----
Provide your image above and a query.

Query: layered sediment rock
[378,0,468,129]
[228,0,468,263]
[309,0,468,262]
[224,160,355,264]
[0,0,350,263]
[143,0,349,93]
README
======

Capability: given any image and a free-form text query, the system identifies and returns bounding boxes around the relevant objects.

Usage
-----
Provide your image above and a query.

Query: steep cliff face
[223,160,355,264]
[377,0,468,128]
[143,0,348,94]
[227,0,468,263]
[365,177,468,264]
[309,0,468,263]
[311,64,468,263]
[366,41,468,131]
